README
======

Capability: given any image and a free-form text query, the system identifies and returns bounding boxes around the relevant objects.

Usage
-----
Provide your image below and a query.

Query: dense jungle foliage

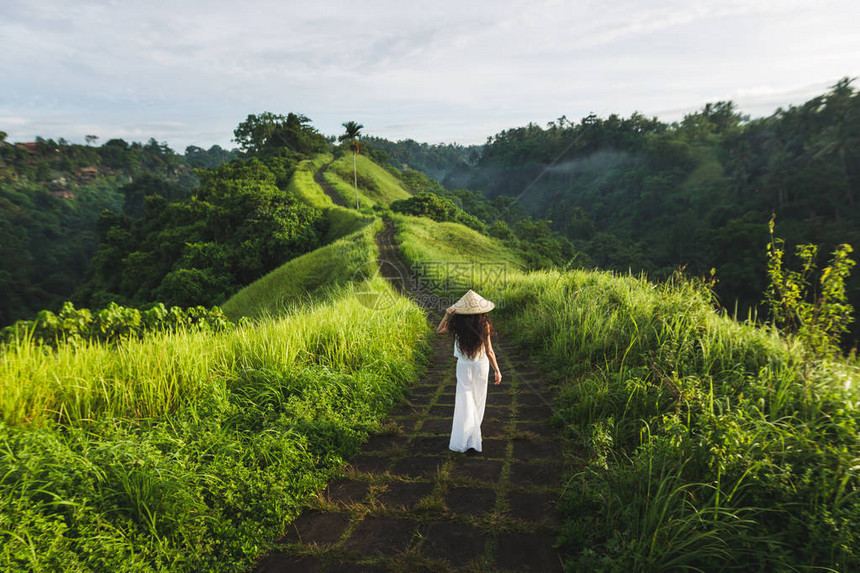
[75,157,327,309]
[361,136,480,184]
[0,134,240,325]
[0,113,333,323]
[372,80,860,344]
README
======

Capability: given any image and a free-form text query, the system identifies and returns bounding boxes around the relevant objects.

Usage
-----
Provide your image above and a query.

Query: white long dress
[449,339,490,452]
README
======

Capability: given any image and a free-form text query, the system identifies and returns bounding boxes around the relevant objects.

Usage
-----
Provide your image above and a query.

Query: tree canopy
[369,80,860,344]
[76,157,327,309]
[233,112,329,157]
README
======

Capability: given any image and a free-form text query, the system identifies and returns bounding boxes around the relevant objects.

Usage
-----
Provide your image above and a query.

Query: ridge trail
[255,219,566,572]
[314,160,347,207]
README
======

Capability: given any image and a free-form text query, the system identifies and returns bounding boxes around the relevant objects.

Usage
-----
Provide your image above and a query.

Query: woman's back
[454,338,486,362]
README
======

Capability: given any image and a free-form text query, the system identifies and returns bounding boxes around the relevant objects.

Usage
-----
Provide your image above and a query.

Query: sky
[2,0,859,152]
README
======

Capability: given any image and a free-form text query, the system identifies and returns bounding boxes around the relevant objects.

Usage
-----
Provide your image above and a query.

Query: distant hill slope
[222,156,521,320]
[285,152,377,243]
[394,213,524,270]
[361,135,481,186]
[221,216,380,320]
[222,151,412,320]
[323,154,412,208]
[449,84,860,342]
[391,213,526,304]
[287,154,336,209]
[0,138,197,325]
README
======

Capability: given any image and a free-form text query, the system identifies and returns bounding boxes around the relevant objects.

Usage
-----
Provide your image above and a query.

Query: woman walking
[436,290,502,453]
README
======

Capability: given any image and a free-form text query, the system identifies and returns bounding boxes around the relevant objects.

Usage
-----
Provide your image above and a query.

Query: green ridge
[392,213,525,301]
[221,219,381,320]
[286,153,334,208]
[324,154,412,208]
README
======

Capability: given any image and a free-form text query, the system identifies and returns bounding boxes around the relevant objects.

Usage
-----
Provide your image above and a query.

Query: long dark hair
[448,312,493,360]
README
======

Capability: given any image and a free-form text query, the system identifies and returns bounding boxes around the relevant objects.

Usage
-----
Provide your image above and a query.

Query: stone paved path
[254,220,566,572]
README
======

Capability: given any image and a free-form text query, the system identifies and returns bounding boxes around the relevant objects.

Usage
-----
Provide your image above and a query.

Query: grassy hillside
[222,219,380,320]
[487,270,859,570]
[286,153,335,208]
[322,205,376,244]
[324,154,412,208]
[391,213,525,308]
[393,213,860,571]
[457,86,860,344]
[285,152,376,244]
[394,214,523,266]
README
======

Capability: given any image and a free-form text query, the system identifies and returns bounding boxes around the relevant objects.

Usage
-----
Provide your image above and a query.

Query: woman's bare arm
[436,306,456,333]
[485,332,502,385]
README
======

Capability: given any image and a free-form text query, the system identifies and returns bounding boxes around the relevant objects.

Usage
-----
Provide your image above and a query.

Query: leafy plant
[390,192,485,232]
[764,215,855,356]
[78,157,328,308]
[0,301,232,348]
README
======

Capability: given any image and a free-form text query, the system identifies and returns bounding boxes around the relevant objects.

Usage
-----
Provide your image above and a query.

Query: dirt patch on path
[313,161,347,207]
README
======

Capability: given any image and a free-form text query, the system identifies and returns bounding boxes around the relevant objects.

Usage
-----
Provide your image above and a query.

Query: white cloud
[1,0,858,148]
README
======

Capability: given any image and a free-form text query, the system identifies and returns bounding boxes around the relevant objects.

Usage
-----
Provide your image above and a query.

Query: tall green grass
[0,276,430,571]
[1,327,225,427]
[393,215,860,570]
[322,205,375,244]
[394,214,525,269]
[483,269,859,571]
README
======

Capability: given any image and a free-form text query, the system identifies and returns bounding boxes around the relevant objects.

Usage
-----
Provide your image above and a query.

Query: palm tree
[339,121,364,209]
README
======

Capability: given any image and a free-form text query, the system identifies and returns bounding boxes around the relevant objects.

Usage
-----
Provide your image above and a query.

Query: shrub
[0,301,232,347]
[764,216,855,357]
[390,192,486,232]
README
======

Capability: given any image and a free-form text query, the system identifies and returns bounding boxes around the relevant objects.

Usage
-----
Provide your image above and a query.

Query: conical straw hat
[452,289,495,314]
